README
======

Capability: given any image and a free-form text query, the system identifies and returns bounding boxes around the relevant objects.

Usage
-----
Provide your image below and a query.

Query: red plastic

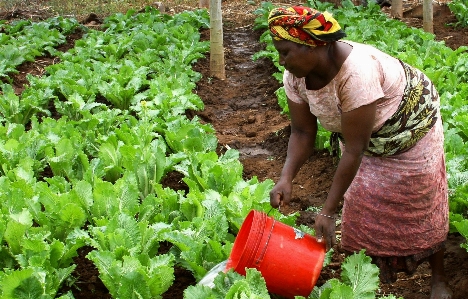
[225,210,326,299]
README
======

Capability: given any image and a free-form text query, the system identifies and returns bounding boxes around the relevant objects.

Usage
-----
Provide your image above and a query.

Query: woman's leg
[428,248,452,299]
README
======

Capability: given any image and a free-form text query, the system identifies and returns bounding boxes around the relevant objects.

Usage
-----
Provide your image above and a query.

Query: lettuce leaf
[453,219,468,250]
[184,268,269,299]
[341,250,380,299]
[310,250,402,299]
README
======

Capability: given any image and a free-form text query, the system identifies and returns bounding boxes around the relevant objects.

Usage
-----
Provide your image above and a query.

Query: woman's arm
[270,99,318,208]
[315,101,377,249]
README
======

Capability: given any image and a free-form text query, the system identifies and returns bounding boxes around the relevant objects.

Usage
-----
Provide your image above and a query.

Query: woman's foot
[429,248,452,299]
[430,277,452,299]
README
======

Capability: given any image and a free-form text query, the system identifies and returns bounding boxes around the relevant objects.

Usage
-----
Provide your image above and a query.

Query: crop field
[0,0,467,298]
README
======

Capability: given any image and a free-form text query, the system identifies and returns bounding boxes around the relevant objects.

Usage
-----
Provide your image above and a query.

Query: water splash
[198,260,228,288]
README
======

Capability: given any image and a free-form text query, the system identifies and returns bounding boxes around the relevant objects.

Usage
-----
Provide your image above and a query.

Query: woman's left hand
[314,212,336,251]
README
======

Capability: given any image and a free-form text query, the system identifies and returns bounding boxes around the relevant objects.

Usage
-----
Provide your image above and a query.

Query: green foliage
[164,199,233,280]
[1,8,209,126]
[0,210,86,298]
[87,251,175,298]
[13,0,165,19]
[1,8,287,297]
[87,213,176,298]
[448,0,468,28]
[89,175,140,220]
[185,250,402,299]
[44,136,90,182]
[176,150,243,196]
[4,2,465,297]
[0,83,52,125]
[184,268,271,299]
[0,17,82,80]
[34,181,88,241]
[0,122,49,177]
[452,219,468,250]
[252,1,276,30]
[308,250,402,299]
[138,184,184,224]
[96,62,149,110]
[87,214,174,298]
[164,116,218,154]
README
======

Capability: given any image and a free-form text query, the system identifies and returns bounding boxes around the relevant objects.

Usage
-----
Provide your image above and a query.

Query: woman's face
[273,39,318,78]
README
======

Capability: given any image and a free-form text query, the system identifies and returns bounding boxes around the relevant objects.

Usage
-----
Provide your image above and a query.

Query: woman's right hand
[269,178,293,208]
[314,212,336,251]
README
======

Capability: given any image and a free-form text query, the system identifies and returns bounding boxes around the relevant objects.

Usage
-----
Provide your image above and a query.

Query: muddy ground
[2,0,468,298]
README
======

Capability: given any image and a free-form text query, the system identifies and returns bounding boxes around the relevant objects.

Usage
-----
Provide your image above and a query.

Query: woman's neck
[305,41,352,90]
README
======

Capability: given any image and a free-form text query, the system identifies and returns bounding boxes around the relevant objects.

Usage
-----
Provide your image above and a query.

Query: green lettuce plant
[448,0,468,27]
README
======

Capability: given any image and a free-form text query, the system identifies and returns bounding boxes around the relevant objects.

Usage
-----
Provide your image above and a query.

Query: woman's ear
[307,46,317,53]
[307,43,330,56]
[296,43,316,54]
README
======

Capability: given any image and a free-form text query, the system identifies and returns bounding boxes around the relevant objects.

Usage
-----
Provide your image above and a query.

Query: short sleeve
[338,54,386,113]
[283,70,307,104]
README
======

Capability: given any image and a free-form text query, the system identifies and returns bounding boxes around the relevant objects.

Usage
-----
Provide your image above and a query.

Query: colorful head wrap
[268,6,346,47]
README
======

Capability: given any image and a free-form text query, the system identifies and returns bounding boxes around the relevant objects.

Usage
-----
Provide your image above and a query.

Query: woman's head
[268,6,346,47]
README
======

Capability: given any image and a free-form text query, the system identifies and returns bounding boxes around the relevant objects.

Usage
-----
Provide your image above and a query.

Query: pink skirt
[341,118,449,257]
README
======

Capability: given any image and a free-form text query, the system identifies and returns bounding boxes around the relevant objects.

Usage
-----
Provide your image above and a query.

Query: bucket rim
[226,210,266,273]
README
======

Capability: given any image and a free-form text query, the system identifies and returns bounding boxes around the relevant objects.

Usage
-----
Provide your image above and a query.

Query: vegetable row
[0,17,82,81]
[0,7,297,298]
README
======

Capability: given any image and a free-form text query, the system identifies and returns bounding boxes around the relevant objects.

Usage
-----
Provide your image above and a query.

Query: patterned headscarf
[268,6,346,47]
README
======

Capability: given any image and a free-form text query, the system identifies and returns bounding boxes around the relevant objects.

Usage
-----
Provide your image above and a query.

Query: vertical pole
[391,0,403,19]
[423,0,434,33]
[209,0,225,80]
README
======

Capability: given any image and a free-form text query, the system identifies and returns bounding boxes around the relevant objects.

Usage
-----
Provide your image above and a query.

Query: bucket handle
[267,205,280,216]
[256,206,280,265]
[254,218,276,265]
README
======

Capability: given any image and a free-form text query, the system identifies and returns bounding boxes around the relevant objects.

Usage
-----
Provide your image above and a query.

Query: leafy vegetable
[87,213,175,299]
[448,0,468,28]
[184,268,271,299]
[308,250,402,299]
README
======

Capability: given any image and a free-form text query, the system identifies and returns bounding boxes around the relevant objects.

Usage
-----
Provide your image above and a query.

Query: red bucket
[225,210,326,299]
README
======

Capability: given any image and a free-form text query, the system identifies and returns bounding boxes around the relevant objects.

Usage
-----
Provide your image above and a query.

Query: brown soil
[2,1,468,298]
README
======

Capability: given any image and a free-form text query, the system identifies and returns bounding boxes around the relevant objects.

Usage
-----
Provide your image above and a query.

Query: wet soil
[2,0,468,298]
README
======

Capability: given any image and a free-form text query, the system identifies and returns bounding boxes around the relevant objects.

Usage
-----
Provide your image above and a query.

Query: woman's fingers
[270,191,282,208]
[316,232,323,243]
[326,233,335,251]
[315,217,336,251]
[328,229,337,251]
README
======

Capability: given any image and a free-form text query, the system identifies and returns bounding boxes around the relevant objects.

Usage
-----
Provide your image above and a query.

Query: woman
[267,6,452,299]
